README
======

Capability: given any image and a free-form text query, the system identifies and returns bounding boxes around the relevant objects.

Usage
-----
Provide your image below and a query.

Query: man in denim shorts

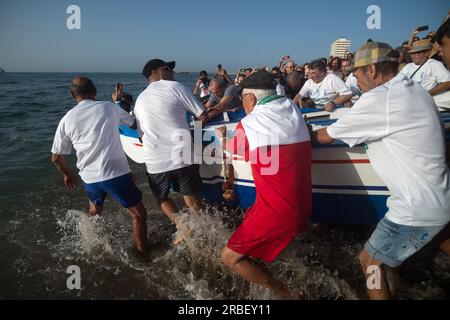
[312,42,450,299]
[52,77,148,255]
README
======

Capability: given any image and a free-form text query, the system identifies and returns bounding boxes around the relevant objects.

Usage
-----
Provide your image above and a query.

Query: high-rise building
[330,38,351,59]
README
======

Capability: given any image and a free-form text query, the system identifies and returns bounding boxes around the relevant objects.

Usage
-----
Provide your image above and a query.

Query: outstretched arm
[51,154,78,190]
[406,27,420,49]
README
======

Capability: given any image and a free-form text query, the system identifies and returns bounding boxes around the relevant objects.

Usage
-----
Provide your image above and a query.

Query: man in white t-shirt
[311,42,450,300]
[135,59,208,242]
[294,59,353,112]
[51,77,149,255]
[400,39,450,96]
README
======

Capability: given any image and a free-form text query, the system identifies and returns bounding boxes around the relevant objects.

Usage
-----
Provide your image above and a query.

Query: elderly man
[294,59,353,112]
[215,71,312,299]
[311,42,450,300]
[51,77,149,255]
[134,59,208,242]
[400,39,450,96]
[205,77,243,120]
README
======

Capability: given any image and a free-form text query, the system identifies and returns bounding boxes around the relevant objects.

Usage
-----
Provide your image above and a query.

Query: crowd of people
[50,16,450,300]
[196,24,450,117]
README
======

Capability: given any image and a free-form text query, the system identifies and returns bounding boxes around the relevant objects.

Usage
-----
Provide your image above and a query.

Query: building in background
[330,38,351,58]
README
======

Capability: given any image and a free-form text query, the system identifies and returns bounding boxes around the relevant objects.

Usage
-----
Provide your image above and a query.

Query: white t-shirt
[400,59,450,91]
[134,80,205,174]
[327,74,450,227]
[345,73,361,96]
[51,100,135,184]
[300,73,352,106]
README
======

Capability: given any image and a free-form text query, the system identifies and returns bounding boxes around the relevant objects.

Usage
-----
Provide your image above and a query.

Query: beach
[0,72,448,299]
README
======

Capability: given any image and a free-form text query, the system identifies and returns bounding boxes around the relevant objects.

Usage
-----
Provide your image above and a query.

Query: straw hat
[408,39,432,53]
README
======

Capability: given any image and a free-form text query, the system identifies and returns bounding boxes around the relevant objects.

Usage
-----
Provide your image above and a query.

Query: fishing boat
[119,106,450,225]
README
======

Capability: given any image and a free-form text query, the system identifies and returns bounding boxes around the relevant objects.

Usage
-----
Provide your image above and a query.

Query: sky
[0,0,448,73]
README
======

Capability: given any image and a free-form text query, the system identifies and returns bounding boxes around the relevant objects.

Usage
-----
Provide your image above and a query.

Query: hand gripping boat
[119,107,450,225]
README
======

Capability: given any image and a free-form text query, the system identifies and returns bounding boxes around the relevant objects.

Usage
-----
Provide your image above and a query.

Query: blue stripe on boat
[199,181,388,224]
[119,125,140,138]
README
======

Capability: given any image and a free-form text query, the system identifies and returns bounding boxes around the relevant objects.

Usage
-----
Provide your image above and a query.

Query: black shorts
[146,165,202,200]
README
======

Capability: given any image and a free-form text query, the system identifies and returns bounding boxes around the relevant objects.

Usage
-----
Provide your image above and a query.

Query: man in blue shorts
[51,77,149,255]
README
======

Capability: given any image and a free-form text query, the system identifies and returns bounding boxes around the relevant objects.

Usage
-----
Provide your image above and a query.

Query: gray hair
[283,59,296,67]
[242,88,276,102]
[210,77,226,88]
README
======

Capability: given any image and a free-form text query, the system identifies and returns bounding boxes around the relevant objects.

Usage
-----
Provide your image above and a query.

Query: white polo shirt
[300,73,352,106]
[400,59,450,91]
[134,80,205,174]
[51,100,135,184]
[327,74,450,227]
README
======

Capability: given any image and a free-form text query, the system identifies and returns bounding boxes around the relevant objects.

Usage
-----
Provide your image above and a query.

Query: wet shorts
[227,205,304,263]
[83,173,142,208]
[364,217,446,268]
[146,165,202,200]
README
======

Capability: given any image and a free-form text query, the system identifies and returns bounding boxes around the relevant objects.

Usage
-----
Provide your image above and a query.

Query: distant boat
[0,68,5,73]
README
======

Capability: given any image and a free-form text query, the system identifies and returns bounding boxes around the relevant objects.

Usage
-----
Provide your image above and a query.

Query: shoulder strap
[409,59,428,80]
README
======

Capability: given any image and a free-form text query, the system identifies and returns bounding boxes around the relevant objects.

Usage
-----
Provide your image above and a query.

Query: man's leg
[88,200,103,217]
[157,198,179,224]
[157,198,190,245]
[439,239,450,256]
[221,246,298,299]
[358,249,391,300]
[183,194,202,212]
[177,165,203,213]
[127,201,149,254]
[431,223,450,256]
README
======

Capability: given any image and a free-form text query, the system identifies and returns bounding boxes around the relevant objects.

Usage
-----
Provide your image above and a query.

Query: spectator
[304,63,311,79]
[400,39,450,96]
[214,64,233,84]
[329,57,344,79]
[271,66,281,80]
[193,70,210,98]
[206,77,243,119]
[285,71,306,100]
[294,59,353,112]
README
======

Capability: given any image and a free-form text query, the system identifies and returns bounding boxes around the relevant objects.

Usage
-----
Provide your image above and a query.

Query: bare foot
[223,189,236,201]
[172,225,190,246]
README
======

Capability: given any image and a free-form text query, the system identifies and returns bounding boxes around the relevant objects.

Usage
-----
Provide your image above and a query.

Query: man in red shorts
[215,70,312,299]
